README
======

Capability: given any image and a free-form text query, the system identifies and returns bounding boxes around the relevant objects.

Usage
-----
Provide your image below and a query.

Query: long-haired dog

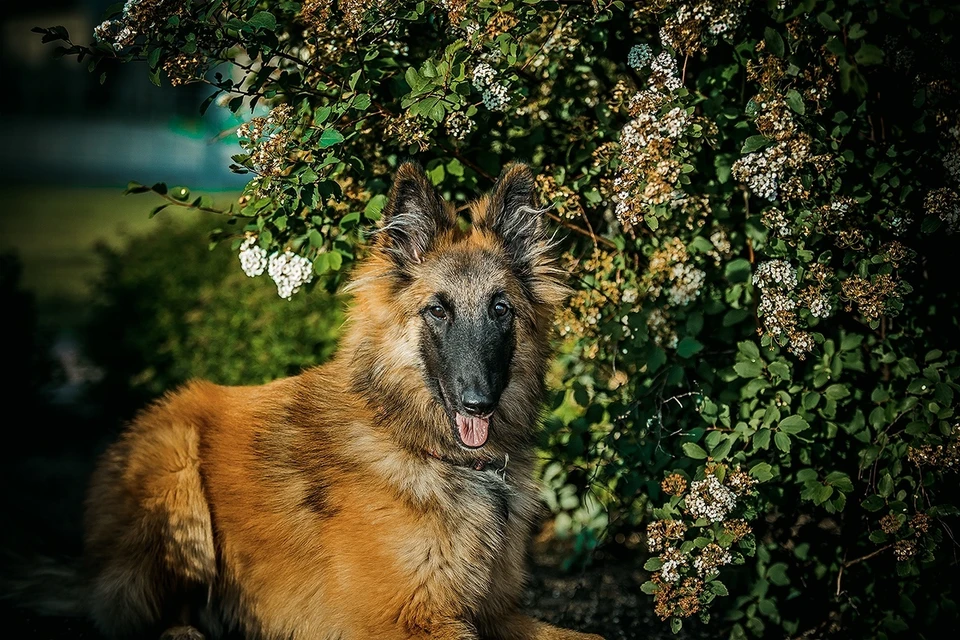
[84,163,603,640]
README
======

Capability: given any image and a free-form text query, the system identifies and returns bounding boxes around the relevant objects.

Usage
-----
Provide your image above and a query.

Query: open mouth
[455,412,490,449]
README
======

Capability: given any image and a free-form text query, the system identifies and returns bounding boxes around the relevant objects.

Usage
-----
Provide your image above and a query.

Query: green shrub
[85,219,341,418]
[42,1,959,636]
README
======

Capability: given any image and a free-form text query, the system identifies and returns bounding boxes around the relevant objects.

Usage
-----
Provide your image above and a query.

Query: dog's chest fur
[220,414,536,634]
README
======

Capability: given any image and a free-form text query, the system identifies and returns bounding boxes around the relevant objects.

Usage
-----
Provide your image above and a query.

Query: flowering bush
[39,1,960,636]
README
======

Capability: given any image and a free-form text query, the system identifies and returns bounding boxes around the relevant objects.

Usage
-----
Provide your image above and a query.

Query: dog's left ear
[486,164,546,268]
[378,162,453,264]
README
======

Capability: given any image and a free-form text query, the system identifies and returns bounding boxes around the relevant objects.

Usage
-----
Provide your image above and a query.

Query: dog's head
[346,163,567,456]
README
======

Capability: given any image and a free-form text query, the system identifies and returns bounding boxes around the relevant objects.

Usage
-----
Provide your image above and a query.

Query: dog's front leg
[404,617,480,640]
[483,615,605,640]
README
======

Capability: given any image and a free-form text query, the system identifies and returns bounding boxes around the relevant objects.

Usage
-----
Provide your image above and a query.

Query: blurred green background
[0,3,343,561]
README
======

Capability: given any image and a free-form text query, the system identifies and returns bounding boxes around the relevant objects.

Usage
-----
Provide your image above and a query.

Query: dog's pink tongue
[456,413,489,448]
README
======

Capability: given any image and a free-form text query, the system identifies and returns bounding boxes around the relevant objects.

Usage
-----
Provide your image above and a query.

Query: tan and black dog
[84,163,603,640]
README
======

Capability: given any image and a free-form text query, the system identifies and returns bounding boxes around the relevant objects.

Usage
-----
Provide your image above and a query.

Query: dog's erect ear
[486,164,547,268]
[379,163,452,264]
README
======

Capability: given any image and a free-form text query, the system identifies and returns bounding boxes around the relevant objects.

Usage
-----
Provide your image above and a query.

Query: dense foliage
[39,1,960,637]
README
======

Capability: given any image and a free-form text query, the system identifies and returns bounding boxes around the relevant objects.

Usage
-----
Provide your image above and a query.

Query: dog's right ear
[378,163,453,264]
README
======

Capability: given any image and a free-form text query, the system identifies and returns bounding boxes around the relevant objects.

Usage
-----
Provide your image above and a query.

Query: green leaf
[352,94,372,111]
[813,484,834,505]
[734,360,764,378]
[741,135,772,154]
[862,494,885,512]
[878,473,894,497]
[725,259,752,283]
[364,194,388,220]
[709,580,729,596]
[854,43,884,66]
[641,580,658,594]
[764,27,785,58]
[779,415,810,435]
[768,362,791,380]
[676,337,704,358]
[247,11,277,31]
[319,129,345,148]
[750,462,774,482]
[327,251,343,271]
[824,384,850,400]
[671,618,682,634]
[767,562,790,586]
[682,442,709,459]
[825,471,854,493]
[313,253,329,275]
[785,89,805,115]
[774,431,791,453]
[817,12,841,32]
[644,557,663,571]
[753,429,771,450]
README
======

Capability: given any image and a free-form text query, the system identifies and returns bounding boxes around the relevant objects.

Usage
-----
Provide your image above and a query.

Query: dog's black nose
[461,389,495,417]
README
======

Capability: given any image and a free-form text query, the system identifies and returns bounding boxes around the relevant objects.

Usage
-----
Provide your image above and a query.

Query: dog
[83,162,604,640]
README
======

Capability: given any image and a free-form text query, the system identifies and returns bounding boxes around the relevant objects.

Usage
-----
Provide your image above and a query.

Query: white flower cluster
[732,146,786,201]
[762,207,793,237]
[647,308,679,349]
[686,475,737,522]
[267,251,315,299]
[660,547,687,583]
[93,0,166,47]
[709,228,731,256]
[753,259,798,290]
[471,62,510,112]
[757,289,796,317]
[627,43,653,70]
[482,83,510,111]
[650,51,683,92]
[471,62,496,86]
[445,111,474,140]
[238,237,267,277]
[659,107,690,139]
[788,331,815,357]
[808,294,833,318]
[944,151,960,184]
[693,544,733,576]
[704,1,743,36]
[667,263,706,306]
[238,237,315,298]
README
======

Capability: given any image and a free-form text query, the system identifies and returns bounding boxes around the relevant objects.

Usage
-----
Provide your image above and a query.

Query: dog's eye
[493,301,510,318]
[428,305,448,320]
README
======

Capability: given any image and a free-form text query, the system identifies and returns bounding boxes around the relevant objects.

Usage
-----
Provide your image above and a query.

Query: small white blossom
[808,294,833,318]
[753,259,798,290]
[686,475,737,522]
[481,82,510,111]
[659,547,687,583]
[267,250,314,299]
[667,263,706,306]
[238,237,267,277]
[471,62,496,88]
[627,43,653,69]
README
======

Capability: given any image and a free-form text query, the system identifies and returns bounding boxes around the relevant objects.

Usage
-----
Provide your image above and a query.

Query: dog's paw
[159,625,205,640]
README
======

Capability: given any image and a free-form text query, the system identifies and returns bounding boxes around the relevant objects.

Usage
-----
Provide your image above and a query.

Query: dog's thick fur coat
[84,164,602,640]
